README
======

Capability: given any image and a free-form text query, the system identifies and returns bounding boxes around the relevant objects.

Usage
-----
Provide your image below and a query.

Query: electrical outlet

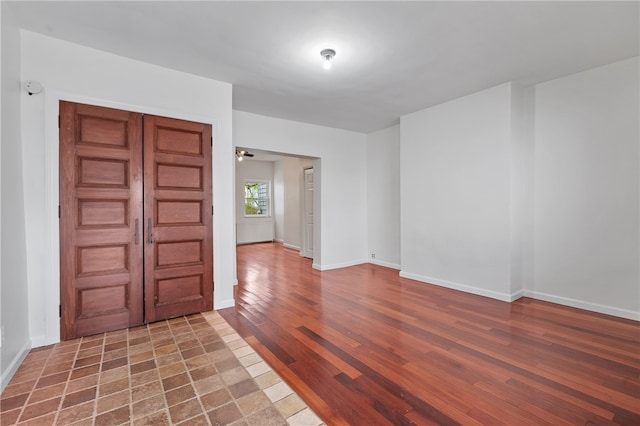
[371,253,376,259]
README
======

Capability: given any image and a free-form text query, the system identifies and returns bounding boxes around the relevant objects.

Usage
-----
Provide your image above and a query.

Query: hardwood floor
[220,242,640,425]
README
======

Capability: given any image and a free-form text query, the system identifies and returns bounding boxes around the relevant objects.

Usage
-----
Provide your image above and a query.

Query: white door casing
[303,168,314,259]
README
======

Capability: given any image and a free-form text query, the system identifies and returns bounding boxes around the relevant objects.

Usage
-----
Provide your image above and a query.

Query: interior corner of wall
[510,289,526,302]
[0,338,31,393]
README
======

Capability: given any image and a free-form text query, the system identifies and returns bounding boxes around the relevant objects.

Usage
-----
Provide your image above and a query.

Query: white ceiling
[7,1,639,133]
[236,148,285,162]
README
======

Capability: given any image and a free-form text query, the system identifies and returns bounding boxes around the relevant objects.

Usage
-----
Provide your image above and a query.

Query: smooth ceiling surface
[7,1,639,133]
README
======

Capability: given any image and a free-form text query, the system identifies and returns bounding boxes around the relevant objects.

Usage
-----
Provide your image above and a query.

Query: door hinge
[58,115,60,129]
[211,136,213,146]
[59,305,62,318]
[212,205,214,215]
[58,205,61,218]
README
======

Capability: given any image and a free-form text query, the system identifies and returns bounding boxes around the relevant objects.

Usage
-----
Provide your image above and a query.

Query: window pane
[244,181,270,216]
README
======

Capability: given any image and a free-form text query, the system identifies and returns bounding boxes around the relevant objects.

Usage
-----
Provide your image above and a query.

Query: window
[244,181,270,217]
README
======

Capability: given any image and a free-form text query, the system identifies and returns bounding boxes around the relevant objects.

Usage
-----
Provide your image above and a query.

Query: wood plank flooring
[219,242,640,425]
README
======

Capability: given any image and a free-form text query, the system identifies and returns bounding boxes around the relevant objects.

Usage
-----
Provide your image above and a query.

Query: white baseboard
[369,259,401,270]
[313,259,368,271]
[1,340,32,393]
[283,243,300,251]
[524,290,640,321]
[393,271,639,320]
[30,334,57,349]
[236,239,274,245]
[510,289,526,302]
[274,238,284,244]
[214,298,235,310]
[399,271,514,302]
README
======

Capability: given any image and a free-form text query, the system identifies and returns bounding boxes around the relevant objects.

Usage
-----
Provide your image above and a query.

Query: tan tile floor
[0,311,324,426]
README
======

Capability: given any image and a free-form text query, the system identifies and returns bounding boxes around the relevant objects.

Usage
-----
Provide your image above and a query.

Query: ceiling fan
[235,149,254,161]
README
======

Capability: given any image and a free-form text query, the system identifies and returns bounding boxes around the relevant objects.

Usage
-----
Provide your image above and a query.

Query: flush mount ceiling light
[320,48,336,70]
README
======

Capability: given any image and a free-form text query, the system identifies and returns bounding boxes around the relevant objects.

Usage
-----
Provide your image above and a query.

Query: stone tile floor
[0,311,324,425]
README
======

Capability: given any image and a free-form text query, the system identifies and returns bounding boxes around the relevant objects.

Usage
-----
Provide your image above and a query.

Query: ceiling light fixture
[320,48,336,70]
[235,149,254,161]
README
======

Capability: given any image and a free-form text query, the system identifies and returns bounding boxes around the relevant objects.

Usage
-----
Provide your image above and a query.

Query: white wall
[367,125,401,269]
[233,111,368,270]
[400,83,515,300]
[283,157,303,250]
[20,31,235,347]
[286,157,314,251]
[273,156,313,251]
[273,160,285,243]
[236,160,275,244]
[0,4,31,391]
[531,57,639,319]
[398,61,639,319]
[509,84,527,296]
[520,87,536,296]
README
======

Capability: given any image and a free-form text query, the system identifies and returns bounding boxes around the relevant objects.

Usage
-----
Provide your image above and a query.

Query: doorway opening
[234,149,320,265]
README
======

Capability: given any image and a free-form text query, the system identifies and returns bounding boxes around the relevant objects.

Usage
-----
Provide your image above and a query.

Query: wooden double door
[59,102,213,340]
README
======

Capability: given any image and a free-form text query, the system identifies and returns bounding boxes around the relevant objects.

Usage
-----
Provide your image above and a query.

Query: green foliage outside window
[244,181,269,216]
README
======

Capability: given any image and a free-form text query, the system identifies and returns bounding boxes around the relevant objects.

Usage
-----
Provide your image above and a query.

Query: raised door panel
[59,101,144,340]
[143,115,213,322]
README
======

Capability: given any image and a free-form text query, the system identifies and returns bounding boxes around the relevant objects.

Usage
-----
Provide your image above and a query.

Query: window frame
[243,179,271,218]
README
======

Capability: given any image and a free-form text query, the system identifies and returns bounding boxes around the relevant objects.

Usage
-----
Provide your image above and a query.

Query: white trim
[43,90,220,346]
[510,289,526,302]
[242,179,271,218]
[302,167,315,259]
[313,259,368,271]
[524,290,640,321]
[369,259,401,270]
[214,298,235,310]
[236,240,274,245]
[274,238,284,244]
[30,334,50,349]
[0,340,31,392]
[43,91,61,347]
[399,271,514,302]
[283,243,300,251]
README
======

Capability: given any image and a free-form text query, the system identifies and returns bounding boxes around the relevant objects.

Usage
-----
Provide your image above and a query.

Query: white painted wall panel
[237,221,275,244]
[400,83,513,299]
[1,4,31,391]
[532,57,639,318]
[273,160,285,242]
[367,125,401,269]
[285,157,314,251]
